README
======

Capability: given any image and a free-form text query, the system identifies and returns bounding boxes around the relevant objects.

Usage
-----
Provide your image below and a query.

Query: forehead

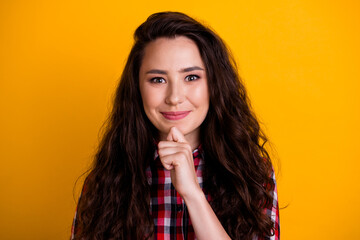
[140,36,205,71]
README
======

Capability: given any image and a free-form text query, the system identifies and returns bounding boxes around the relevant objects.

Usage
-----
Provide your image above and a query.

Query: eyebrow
[180,66,204,72]
[145,69,167,74]
[145,66,204,75]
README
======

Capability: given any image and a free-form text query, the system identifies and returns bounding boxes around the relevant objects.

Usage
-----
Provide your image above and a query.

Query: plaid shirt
[145,146,206,240]
[146,145,279,240]
[71,146,280,240]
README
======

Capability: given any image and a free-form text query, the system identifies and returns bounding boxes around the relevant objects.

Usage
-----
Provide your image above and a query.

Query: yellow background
[1,0,359,239]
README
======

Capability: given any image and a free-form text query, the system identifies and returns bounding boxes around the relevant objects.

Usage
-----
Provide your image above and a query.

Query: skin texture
[139,36,209,150]
[139,36,231,240]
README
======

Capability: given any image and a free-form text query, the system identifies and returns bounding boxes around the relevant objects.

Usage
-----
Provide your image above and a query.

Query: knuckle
[163,165,172,170]
[185,144,192,152]
[158,149,164,157]
[158,141,165,148]
[180,143,192,154]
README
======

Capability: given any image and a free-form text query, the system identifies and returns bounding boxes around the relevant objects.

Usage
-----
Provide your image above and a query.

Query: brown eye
[185,75,199,81]
[150,77,166,83]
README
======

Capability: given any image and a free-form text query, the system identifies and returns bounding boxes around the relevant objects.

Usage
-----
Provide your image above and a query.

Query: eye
[150,77,166,84]
[185,75,200,82]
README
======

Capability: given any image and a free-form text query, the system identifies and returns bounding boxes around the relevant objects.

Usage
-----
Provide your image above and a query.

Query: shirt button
[177,205,183,212]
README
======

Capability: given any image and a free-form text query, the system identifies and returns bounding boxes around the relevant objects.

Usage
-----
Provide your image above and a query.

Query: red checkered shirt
[71,146,280,240]
[146,146,280,240]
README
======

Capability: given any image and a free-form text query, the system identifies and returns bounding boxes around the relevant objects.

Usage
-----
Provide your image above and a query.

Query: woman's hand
[158,127,231,240]
[157,127,201,198]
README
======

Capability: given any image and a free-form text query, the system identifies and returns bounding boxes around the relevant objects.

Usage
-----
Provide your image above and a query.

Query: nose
[165,79,185,105]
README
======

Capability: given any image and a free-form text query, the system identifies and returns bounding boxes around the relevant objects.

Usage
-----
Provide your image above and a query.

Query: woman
[71,11,279,240]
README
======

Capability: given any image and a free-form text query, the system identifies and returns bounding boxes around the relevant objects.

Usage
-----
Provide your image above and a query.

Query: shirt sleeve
[70,191,82,240]
[70,178,88,240]
[265,170,280,240]
[70,207,77,240]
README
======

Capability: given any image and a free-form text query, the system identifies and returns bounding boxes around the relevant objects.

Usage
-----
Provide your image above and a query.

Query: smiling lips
[161,111,191,120]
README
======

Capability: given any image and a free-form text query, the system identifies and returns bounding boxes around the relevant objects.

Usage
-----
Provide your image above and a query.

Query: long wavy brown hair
[73,11,276,240]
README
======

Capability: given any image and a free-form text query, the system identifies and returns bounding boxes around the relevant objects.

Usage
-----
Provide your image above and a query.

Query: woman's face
[139,36,209,146]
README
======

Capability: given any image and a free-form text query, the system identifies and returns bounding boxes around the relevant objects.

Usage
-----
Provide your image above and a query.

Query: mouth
[160,111,191,120]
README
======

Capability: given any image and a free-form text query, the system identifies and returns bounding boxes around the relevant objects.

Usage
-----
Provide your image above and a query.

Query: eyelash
[149,75,200,83]
[185,75,200,81]
[149,77,166,84]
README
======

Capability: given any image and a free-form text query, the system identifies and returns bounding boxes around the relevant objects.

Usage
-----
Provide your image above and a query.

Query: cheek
[140,86,162,112]
[190,83,209,107]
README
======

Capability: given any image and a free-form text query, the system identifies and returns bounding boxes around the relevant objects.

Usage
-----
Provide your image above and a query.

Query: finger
[158,145,190,159]
[161,162,174,170]
[166,126,187,143]
[158,141,192,160]
[158,140,191,150]
[159,152,185,168]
